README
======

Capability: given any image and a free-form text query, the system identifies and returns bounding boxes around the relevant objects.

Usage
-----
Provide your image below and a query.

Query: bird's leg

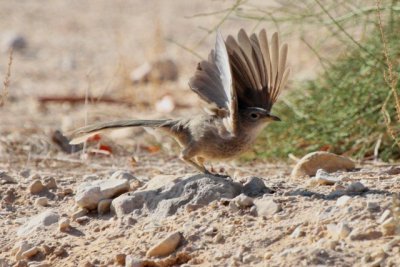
[179,148,208,174]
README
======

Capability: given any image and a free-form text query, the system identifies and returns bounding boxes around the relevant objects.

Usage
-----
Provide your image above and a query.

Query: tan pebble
[72,208,88,220]
[21,246,39,259]
[381,217,396,236]
[58,218,70,232]
[45,177,57,189]
[264,252,273,260]
[97,199,113,215]
[29,174,41,180]
[29,180,45,194]
[54,247,66,257]
[63,188,73,195]
[115,253,126,265]
[35,197,48,207]
[146,231,182,257]
[14,242,31,260]
[214,233,224,243]
[125,255,144,267]
[377,209,391,224]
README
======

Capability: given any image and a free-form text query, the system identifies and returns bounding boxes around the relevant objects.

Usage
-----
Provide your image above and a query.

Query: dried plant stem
[0,49,13,107]
[376,0,400,147]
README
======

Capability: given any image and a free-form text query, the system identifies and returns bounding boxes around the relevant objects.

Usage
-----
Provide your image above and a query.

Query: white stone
[58,218,70,232]
[254,197,281,217]
[233,194,254,208]
[346,182,367,193]
[336,195,351,207]
[327,222,351,240]
[146,231,182,257]
[17,210,59,237]
[75,179,129,210]
[35,197,48,207]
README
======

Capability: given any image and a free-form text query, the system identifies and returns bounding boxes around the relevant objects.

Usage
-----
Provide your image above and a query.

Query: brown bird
[69,28,290,175]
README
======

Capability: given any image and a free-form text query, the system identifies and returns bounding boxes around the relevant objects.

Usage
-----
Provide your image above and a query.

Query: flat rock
[242,177,273,197]
[17,210,59,237]
[291,152,355,179]
[75,178,129,210]
[254,197,281,217]
[111,174,242,218]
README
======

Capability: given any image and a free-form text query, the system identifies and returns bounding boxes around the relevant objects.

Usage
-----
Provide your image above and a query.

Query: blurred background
[0,0,399,165]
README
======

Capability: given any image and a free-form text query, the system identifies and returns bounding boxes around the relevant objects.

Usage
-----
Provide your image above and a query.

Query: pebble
[44,177,57,190]
[72,208,88,220]
[204,226,217,236]
[377,210,391,224]
[214,233,224,243]
[76,216,90,224]
[233,194,254,208]
[97,199,113,215]
[58,218,70,232]
[327,222,351,240]
[336,195,351,207]
[290,225,305,238]
[346,181,367,193]
[382,237,400,253]
[146,231,182,257]
[242,254,257,264]
[254,198,281,217]
[125,255,144,267]
[29,180,45,194]
[14,242,32,260]
[114,253,126,265]
[35,197,48,207]
[367,202,380,212]
[381,217,396,236]
[21,246,39,259]
[0,170,17,184]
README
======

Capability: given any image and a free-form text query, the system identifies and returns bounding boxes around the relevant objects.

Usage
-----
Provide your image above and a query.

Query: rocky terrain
[1,1,400,266]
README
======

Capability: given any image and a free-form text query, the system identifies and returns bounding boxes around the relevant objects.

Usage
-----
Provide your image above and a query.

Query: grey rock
[346,181,368,194]
[0,170,16,184]
[2,32,27,52]
[17,210,59,236]
[112,174,242,218]
[75,179,130,210]
[110,170,137,181]
[233,194,254,208]
[291,152,355,179]
[254,197,281,217]
[242,177,273,197]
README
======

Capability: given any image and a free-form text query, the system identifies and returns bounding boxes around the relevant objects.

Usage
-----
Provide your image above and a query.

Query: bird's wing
[189,30,238,135]
[226,29,290,111]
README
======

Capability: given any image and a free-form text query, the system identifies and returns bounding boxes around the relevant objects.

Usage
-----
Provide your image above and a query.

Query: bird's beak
[267,114,281,121]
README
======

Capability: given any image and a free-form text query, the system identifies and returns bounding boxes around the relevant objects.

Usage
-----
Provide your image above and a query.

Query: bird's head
[239,107,280,135]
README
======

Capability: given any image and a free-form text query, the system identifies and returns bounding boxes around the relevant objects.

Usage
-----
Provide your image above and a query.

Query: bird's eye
[250,113,259,119]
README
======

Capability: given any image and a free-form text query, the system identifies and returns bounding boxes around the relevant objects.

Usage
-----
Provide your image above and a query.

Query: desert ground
[1,1,400,267]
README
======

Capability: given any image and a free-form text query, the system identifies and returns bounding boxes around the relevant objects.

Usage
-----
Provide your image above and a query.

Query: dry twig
[0,49,13,107]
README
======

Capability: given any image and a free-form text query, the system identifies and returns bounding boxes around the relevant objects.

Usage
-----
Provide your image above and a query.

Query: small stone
[290,225,305,238]
[264,252,273,260]
[58,218,70,232]
[146,231,182,257]
[214,233,223,243]
[233,194,254,208]
[349,228,382,241]
[17,210,59,237]
[63,188,73,195]
[29,180,45,194]
[367,202,380,212]
[381,217,396,236]
[309,169,340,185]
[346,182,367,193]
[98,199,113,215]
[35,197,48,207]
[0,170,17,184]
[2,32,27,52]
[72,208,88,220]
[382,237,400,253]
[75,179,130,210]
[336,195,351,207]
[125,255,144,267]
[242,254,257,264]
[204,226,217,236]
[75,216,90,224]
[44,177,57,190]
[14,242,32,260]
[377,210,391,224]
[327,222,351,240]
[291,152,355,179]
[254,197,281,217]
[29,174,41,180]
[21,246,39,259]
[242,177,273,197]
[229,201,240,212]
[115,253,126,265]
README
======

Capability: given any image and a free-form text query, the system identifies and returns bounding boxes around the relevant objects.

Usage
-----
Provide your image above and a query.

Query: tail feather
[68,119,168,145]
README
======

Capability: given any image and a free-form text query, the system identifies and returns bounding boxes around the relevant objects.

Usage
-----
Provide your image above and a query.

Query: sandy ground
[1,1,400,266]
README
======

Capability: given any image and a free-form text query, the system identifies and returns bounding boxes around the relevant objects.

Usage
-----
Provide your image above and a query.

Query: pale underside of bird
[69,28,290,174]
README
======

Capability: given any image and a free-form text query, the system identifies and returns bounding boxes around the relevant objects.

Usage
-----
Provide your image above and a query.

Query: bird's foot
[203,169,231,179]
